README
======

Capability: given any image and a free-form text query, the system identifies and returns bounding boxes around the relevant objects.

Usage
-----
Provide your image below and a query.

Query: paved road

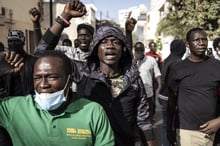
[153,98,163,146]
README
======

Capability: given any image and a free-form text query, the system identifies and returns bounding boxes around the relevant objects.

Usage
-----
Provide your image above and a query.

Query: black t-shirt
[169,57,220,130]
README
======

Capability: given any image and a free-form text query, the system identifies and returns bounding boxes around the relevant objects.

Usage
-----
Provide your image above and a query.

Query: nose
[105,40,115,48]
[39,78,50,89]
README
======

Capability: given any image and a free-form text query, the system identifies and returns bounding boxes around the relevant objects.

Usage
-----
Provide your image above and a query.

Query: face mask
[34,75,70,111]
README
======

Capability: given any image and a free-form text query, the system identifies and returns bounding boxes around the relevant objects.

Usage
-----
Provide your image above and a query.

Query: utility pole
[49,0,53,26]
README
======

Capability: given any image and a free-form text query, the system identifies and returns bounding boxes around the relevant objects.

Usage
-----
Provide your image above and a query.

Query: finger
[4,51,10,60]
[9,52,22,66]
[72,0,79,10]
[14,57,23,68]
[127,11,132,20]
[15,62,24,72]
[79,4,86,13]
[75,1,83,11]
[200,123,208,128]
[7,52,16,64]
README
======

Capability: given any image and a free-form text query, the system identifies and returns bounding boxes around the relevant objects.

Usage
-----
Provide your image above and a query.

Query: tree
[157,0,220,40]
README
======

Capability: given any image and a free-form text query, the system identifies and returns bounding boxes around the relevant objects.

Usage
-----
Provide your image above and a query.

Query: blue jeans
[158,98,172,146]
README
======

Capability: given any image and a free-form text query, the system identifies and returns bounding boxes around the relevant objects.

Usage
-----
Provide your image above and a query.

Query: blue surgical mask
[34,75,70,111]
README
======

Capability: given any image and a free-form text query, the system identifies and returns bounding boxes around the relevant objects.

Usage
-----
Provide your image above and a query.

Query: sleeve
[0,97,18,128]
[152,58,161,78]
[168,65,179,93]
[34,29,60,54]
[93,104,115,146]
[136,77,155,141]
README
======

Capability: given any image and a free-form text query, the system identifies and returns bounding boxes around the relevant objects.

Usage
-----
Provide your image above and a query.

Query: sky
[81,0,151,22]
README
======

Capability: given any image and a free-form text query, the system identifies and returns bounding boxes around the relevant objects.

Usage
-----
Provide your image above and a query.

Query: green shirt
[0,95,114,146]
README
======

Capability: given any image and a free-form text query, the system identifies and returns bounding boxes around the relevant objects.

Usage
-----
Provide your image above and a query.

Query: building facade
[0,0,97,54]
[0,0,40,53]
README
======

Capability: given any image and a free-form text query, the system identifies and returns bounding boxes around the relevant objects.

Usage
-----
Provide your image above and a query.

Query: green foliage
[156,38,163,51]
[157,0,220,40]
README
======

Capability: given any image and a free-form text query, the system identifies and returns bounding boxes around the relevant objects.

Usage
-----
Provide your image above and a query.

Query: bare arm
[49,1,87,36]
[34,0,87,53]
[29,3,42,47]
[155,76,161,91]
[125,11,136,53]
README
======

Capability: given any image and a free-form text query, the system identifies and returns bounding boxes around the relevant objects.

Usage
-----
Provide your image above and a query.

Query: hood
[170,39,186,58]
[87,25,133,69]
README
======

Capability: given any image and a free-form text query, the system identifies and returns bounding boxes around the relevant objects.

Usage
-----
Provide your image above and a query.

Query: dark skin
[33,56,72,114]
[47,1,87,43]
[31,1,86,47]
[29,3,42,47]
[167,29,220,146]
[77,28,93,52]
[149,42,157,54]
[186,30,208,62]
[0,51,24,76]
[125,11,137,52]
[0,51,24,99]
[98,36,122,77]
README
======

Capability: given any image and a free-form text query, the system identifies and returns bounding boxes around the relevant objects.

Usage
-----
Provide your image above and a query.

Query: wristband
[55,16,70,28]
[59,15,71,25]
[34,27,41,31]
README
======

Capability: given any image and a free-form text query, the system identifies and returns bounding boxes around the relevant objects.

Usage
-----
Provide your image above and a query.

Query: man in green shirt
[0,50,114,146]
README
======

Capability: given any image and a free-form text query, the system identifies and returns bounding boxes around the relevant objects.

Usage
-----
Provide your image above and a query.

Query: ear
[185,41,190,48]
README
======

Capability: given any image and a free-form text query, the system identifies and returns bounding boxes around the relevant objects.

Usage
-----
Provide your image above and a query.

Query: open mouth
[80,43,88,47]
[105,51,117,59]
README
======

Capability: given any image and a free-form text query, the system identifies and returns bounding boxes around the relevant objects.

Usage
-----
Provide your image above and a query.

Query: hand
[29,7,41,23]
[4,51,24,74]
[61,1,87,21]
[147,140,155,146]
[200,117,220,135]
[167,129,177,146]
[125,11,137,33]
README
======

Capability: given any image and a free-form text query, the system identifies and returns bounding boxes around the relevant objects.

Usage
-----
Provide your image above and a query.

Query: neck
[188,55,206,62]
[98,64,121,78]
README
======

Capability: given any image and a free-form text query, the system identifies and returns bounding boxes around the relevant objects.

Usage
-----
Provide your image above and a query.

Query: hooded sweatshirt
[159,39,186,98]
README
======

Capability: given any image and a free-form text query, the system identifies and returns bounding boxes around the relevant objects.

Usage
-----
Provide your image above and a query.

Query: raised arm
[125,11,137,53]
[29,3,43,47]
[34,0,86,53]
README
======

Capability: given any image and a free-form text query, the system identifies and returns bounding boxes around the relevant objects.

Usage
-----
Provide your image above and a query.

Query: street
[153,98,163,146]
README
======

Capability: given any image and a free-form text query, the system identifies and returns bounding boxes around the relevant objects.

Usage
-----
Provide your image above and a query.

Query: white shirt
[55,45,89,62]
[136,56,161,97]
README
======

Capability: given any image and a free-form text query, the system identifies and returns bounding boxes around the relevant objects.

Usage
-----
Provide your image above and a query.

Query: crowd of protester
[0,0,220,146]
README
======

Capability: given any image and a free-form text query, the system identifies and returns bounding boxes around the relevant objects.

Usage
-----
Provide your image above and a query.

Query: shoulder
[76,98,104,111]
[147,56,157,63]
[1,95,33,108]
